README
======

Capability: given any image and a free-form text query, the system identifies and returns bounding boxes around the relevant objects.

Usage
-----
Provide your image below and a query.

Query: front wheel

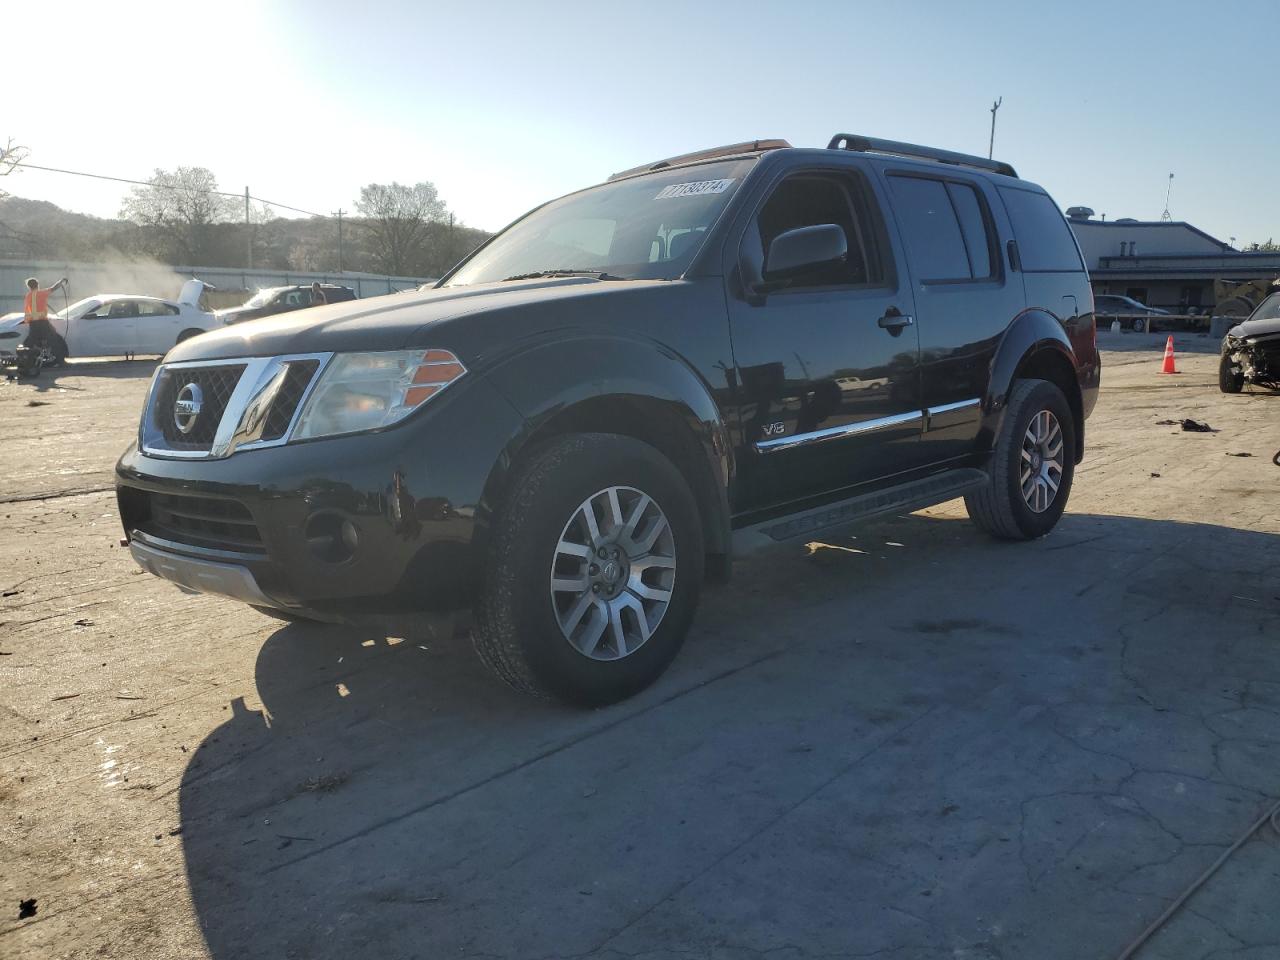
[965,379,1076,540]
[15,349,43,378]
[1219,353,1245,394]
[473,433,704,706]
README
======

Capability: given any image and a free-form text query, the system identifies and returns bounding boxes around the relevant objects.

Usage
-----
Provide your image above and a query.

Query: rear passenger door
[726,165,922,514]
[133,300,182,354]
[883,172,1023,464]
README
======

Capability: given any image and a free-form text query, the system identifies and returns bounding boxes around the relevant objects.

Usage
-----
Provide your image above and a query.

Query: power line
[12,160,327,218]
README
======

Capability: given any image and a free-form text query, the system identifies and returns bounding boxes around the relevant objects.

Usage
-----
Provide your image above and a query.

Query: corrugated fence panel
[0,259,432,314]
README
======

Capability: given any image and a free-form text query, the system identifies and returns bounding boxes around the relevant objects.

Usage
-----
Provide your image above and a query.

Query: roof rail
[827,133,1018,179]
[608,139,792,182]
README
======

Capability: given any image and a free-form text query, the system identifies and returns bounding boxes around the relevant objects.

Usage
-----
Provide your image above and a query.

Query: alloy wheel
[550,485,676,661]
[1020,409,1064,513]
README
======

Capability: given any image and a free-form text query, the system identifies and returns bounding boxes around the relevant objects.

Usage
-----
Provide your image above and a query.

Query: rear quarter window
[999,187,1083,272]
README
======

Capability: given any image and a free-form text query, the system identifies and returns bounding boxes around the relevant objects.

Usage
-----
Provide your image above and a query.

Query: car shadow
[177,511,1280,960]
[13,358,159,393]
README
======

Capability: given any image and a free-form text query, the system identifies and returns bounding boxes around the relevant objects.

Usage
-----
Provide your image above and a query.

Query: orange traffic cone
[1160,335,1178,374]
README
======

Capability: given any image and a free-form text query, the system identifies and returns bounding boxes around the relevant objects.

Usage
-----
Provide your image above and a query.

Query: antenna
[988,97,1003,159]
[1160,173,1174,221]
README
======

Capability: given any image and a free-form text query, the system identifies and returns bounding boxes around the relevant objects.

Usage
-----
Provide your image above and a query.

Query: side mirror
[764,224,847,282]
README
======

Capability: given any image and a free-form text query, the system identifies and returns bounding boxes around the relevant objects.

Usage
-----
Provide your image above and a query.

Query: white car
[0,280,216,361]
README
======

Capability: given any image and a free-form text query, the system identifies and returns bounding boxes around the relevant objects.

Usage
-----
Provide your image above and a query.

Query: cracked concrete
[2,332,1279,959]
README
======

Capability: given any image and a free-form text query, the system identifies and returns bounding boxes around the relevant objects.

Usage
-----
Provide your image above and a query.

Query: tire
[965,379,1076,540]
[1131,317,1146,334]
[473,433,704,706]
[176,328,203,345]
[1219,352,1245,394]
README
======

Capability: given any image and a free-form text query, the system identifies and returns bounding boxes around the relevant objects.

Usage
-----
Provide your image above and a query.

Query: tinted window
[888,176,970,281]
[999,187,1083,271]
[136,301,178,316]
[947,182,993,279]
[756,174,881,288]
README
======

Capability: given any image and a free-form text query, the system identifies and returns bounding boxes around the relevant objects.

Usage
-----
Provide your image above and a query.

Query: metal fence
[0,259,433,314]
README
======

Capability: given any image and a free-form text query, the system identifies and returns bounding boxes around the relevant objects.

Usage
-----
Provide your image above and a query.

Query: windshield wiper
[501,269,626,282]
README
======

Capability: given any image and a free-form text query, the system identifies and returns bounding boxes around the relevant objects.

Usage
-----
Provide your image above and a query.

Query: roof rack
[608,139,792,182]
[827,133,1018,179]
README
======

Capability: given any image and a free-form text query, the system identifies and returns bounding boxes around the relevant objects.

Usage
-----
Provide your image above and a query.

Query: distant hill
[0,195,490,277]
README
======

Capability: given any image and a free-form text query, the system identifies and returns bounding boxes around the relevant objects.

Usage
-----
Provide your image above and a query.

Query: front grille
[261,359,319,441]
[152,364,247,450]
[141,491,265,554]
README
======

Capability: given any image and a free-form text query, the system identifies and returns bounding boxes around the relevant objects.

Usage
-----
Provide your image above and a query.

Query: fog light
[305,512,359,563]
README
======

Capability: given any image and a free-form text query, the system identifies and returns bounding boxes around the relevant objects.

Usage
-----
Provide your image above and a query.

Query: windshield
[1250,292,1280,322]
[61,297,101,319]
[444,158,757,286]
[242,288,280,308]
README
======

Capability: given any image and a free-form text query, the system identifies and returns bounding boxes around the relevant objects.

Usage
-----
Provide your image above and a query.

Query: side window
[754,174,882,289]
[998,187,1083,272]
[946,182,994,279]
[106,300,139,319]
[136,301,179,317]
[887,176,970,281]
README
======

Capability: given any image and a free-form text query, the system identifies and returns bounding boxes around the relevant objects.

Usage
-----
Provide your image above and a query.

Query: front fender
[482,333,734,556]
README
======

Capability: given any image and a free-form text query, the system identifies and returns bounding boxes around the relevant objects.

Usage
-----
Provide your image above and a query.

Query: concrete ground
[2,332,1278,960]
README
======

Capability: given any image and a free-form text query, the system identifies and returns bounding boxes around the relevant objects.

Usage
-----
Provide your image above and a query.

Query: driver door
[727,166,922,514]
[76,300,139,356]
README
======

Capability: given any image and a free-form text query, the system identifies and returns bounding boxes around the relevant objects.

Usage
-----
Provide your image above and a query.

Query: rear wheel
[176,328,204,345]
[473,433,703,706]
[1219,352,1245,393]
[965,379,1076,540]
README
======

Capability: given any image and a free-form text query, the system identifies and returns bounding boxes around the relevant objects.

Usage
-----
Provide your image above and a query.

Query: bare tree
[355,181,447,275]
[120,166,238,263]
[0,138,27,199]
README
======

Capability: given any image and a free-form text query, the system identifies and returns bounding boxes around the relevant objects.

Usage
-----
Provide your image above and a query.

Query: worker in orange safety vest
[22,276,68,358]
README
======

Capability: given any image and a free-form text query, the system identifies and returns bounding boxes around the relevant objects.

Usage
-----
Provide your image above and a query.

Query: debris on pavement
[18,898,37,919]
[72,618,93,627]
[51,693,80,702]
[1226,452,1254,457]
[1180,418,1214,432]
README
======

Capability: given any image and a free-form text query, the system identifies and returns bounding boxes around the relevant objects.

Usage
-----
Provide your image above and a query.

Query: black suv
[217,283,356,325]
[117,134,1099,705]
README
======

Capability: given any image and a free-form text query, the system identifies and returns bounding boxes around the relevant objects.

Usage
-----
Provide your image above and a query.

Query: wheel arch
[478,336,734,582]
[982,310,1085,463]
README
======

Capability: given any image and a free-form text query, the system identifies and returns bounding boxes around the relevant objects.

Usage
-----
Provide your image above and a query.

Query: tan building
[1067,213,1280,313]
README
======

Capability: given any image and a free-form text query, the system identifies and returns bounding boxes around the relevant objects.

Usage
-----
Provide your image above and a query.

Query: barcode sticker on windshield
[654,179,735,200]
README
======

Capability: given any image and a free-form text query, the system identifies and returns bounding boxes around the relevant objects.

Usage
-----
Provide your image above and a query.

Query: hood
[166,276,679,365]
[0,311,25,344]
[1230,314,1280,340]
[216,304,261,323]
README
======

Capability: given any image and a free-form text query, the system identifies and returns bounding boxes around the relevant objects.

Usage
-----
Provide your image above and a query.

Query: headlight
[291,349,466,441]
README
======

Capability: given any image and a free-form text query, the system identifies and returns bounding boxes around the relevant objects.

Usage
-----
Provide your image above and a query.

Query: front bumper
[116,375,525,616]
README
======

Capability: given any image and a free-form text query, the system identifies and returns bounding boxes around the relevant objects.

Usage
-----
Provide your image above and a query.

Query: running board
[732,468,989,550]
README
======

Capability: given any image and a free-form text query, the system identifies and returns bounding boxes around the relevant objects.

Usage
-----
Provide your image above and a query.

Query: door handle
[877,309,914,333]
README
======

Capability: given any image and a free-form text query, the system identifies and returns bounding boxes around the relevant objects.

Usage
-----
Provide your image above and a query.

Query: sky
[6,0,1277,245]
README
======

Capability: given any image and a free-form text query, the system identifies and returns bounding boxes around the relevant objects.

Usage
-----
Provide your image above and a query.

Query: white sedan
[0,280,216,361]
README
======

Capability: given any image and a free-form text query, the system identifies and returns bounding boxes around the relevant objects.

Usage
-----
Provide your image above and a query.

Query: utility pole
[334,208,345,272]
[244,186,252,270]
[988,97,1003,159]
[1160,173,1174,221]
